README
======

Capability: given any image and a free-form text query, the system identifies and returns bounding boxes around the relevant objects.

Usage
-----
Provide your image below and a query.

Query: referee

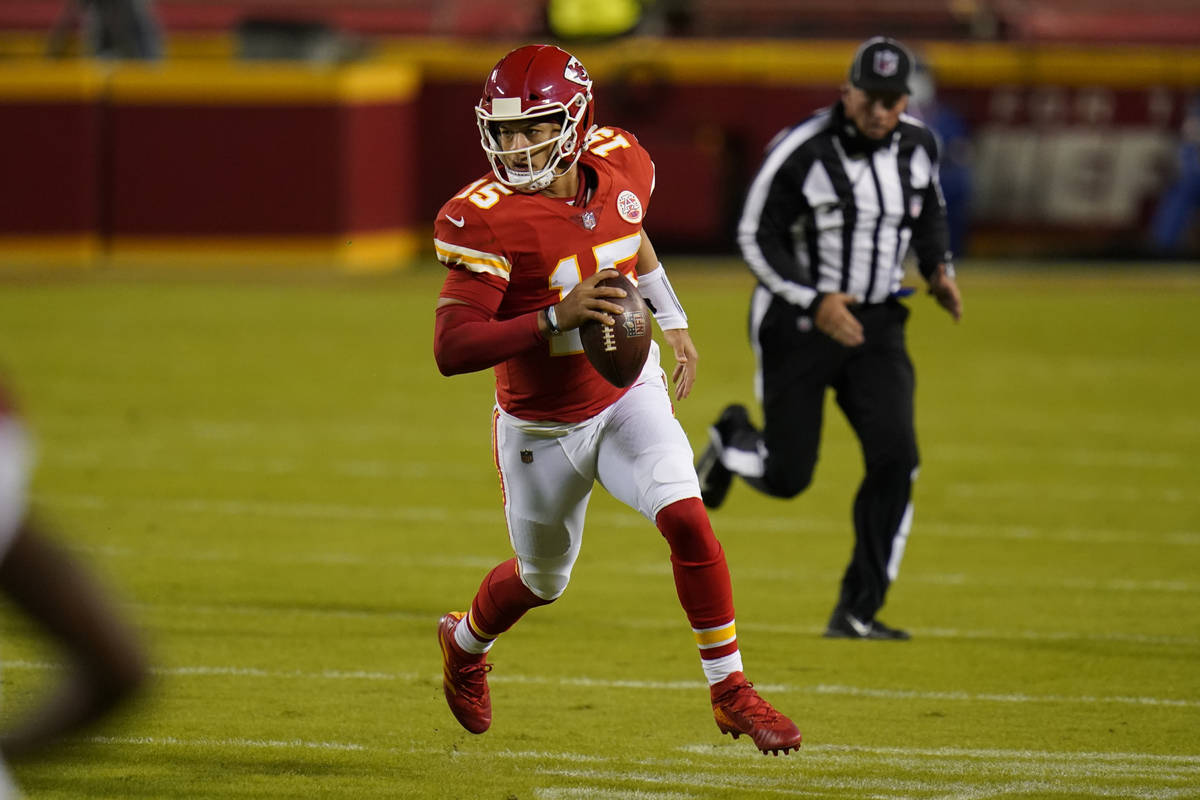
[696,36,963,640]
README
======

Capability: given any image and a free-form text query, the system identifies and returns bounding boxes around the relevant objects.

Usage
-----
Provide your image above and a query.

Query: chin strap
[503,165,553,192]
[638,262,688,331]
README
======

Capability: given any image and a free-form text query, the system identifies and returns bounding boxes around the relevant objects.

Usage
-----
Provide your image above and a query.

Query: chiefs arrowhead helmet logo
[563,56,592,90]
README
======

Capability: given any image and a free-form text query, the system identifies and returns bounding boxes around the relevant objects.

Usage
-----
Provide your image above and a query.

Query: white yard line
[946,482,1193,504]
[41,437,1194,472]
[680,743,1200,766]
[8,659,1196,709]
[934,443,1186,469]
[21,594,1190,648]
[37,492,1199,548]
[63,541,1200,598]
[87,734,365,751]
[533,766,1198,799]
[72,734,1200,799]
[47,451,462,480]
[807,684,1200,708]
[536,790,700,800]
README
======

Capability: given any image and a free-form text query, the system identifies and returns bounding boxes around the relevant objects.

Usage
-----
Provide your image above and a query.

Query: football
[579,272,652,388]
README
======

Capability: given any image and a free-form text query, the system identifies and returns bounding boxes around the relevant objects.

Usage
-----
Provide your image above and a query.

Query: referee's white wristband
[638,262,688,331]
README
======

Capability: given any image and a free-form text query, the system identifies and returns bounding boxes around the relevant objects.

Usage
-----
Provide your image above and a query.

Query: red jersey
[434,126,656,422]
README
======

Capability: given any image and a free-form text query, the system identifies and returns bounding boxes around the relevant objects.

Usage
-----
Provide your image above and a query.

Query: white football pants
[492,343,702,601]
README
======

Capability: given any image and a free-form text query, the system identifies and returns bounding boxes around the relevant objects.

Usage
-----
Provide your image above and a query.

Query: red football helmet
[476,44,596,192]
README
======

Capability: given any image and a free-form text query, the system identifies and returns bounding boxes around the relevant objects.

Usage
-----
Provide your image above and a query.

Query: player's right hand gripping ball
[579,272,652,388]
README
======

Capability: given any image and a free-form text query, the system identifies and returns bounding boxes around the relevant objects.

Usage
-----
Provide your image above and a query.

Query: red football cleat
[710,671,802,755]
[437,612,493,734]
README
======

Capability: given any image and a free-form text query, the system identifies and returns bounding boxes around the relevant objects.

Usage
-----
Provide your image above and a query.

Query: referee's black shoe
[697,404,750,509]
[696,434,732,509]
[823,608,911,641]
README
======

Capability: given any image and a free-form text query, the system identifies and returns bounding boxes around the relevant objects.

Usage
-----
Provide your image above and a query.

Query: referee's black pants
[744,296,919,622]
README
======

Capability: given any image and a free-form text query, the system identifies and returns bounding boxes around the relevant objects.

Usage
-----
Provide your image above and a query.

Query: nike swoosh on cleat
[445,214,466,227]
[846,614,873,637]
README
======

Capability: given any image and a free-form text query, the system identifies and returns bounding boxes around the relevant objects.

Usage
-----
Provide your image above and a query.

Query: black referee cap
[848,37,913,95]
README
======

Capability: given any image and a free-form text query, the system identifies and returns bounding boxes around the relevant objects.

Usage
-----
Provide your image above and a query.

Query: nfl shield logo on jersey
[578,210,597,230]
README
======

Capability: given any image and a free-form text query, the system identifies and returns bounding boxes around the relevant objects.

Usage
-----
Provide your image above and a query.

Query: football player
[432,44,802,755]
[0,379,146,787]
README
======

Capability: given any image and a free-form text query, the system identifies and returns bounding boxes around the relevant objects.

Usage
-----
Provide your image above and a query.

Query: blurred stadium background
[1,0,1198,269]
[1,4,1199,799]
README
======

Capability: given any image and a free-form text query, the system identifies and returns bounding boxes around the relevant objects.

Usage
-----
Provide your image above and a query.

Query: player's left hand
[555,269,628,330]
[928,264,962,321]
[661,328,697,400]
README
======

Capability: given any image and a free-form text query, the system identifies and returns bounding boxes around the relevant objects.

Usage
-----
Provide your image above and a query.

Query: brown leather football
[579,272,652,388]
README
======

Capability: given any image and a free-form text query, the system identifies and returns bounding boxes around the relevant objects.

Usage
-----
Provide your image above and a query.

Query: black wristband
[806,291,826,317]
[545,304,562,336]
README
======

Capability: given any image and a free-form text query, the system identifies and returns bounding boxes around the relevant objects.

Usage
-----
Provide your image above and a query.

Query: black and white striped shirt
[738,101,952,312]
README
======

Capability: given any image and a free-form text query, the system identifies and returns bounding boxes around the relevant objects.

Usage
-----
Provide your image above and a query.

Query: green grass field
[0,260,1196,799]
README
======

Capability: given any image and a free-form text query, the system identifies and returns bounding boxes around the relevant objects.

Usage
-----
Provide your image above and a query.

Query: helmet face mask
[476,45,596,192]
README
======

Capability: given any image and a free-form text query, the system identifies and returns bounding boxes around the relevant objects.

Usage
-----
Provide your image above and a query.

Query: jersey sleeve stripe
[434,239,512,280]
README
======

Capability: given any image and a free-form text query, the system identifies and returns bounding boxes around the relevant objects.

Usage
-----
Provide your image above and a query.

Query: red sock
[465,558,551,645]
[656,498,739,661]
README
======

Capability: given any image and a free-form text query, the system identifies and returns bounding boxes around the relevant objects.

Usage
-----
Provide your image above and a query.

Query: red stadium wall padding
[110,104,344,236]
[105,63,419,267]
[343,102,415,232]
[0,102,102,234]
[0,62,420,269]
[0,63,105,261]
[2,42,1198,266]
